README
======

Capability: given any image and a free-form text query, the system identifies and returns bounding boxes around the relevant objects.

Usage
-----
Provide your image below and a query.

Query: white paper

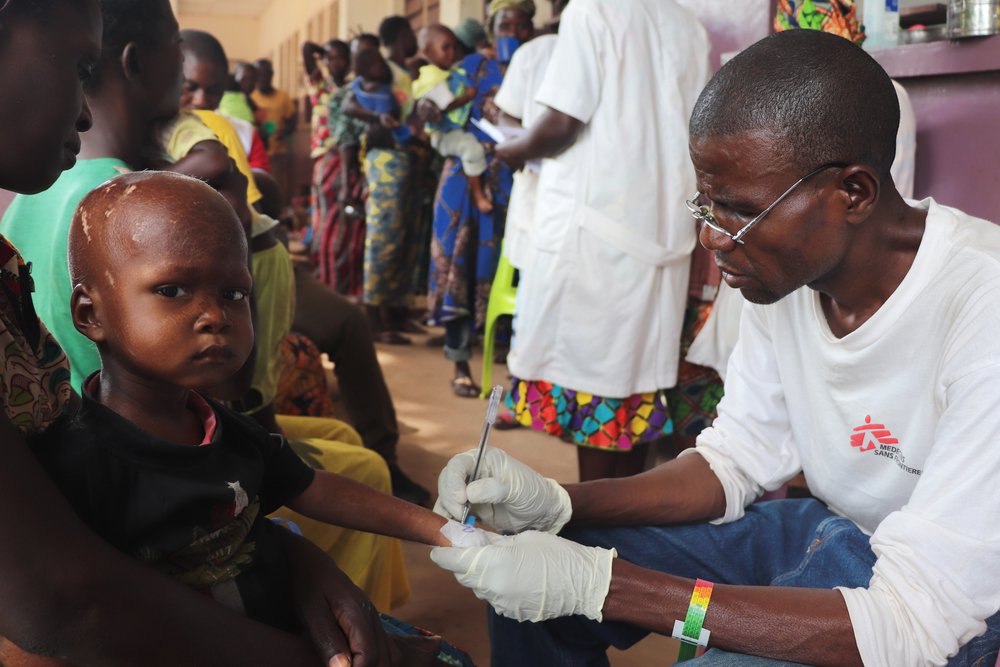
[471,117,525,143]
[424,82,455,110]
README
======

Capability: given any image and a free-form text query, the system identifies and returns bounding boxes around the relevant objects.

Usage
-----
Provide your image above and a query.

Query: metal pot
[947,0,1000,37]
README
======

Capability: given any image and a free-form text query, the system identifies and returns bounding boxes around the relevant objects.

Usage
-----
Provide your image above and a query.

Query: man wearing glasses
[431,29,1000,667]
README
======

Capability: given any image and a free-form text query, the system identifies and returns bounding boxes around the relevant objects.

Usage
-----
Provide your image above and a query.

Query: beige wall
[177,13,261,63]
[175,0,553,94]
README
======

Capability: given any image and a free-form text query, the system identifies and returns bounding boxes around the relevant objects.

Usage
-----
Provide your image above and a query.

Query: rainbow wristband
[673,579,714,662]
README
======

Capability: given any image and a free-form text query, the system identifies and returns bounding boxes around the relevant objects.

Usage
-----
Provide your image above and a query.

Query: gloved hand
[433,448,573,534]
[430,530,616,623]
[439,519,492,547]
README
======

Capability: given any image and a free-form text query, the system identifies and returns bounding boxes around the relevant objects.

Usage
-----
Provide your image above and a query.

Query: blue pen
[461,385,503,526]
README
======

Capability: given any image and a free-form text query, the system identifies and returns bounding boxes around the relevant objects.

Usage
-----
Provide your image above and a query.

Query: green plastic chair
[480,245,518,399]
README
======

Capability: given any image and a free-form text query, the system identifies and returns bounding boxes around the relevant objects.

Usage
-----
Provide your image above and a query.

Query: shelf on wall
[869,34,1000,78]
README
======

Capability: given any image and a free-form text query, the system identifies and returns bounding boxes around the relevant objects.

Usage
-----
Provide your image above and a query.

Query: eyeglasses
[686,162,848,245]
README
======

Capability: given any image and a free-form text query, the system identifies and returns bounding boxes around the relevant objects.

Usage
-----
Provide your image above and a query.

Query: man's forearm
[564,452,727,528]
[496,107,584,165]
[604,560,862,667]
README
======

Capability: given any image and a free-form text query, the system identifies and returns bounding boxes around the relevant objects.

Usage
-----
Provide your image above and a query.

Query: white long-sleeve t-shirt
[687,199,1000,666]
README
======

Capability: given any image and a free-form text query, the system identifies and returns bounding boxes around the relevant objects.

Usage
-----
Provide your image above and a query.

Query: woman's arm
[0,413,321,665]
[286,471,451,547]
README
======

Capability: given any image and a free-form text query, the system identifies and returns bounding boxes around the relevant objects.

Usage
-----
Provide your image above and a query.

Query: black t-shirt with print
[31,379,316,631]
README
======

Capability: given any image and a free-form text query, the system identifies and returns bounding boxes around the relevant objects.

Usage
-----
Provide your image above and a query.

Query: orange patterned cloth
[274,333,335,418]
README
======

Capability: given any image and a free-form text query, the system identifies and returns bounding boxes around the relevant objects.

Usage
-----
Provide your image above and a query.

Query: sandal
[374,331,412,345]
[452,375,481,398]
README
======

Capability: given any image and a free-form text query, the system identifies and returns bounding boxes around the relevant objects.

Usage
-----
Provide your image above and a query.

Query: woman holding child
[427,0,534,397]
[0,0,364,664]
[0,1,472,664]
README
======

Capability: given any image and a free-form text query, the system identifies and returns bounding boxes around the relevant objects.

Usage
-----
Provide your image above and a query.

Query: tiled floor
[366,327,678,666]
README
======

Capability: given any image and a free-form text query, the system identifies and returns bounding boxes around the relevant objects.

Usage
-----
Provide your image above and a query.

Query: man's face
[690,131,850,305]
[493,9,534,43]
[255,60,274,89]
[134,2,184,123]
[0,0,101,194]
[180,56,226,110]
[399,25,419,58]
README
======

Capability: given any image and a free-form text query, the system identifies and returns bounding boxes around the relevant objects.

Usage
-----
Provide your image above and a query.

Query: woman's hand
[279,529,391,666]
[378,113,400,129]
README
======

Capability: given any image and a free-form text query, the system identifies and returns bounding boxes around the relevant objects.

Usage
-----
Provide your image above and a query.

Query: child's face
[425,31,458,70]
[360,58,391,86]
[0,0,101,194]
[180,56,226,111]
[81,183,253,393]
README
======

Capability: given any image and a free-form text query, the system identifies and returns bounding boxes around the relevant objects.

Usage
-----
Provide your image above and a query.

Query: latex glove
[430,530,616,623]
[434,448,572,534]
[440,519,492,547]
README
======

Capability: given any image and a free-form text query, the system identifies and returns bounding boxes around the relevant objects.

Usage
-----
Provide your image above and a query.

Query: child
[33,172,483,660]
[413,24,493,214]
[347,48,410,151]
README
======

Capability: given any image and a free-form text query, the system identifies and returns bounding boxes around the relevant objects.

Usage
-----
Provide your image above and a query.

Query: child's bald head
[420,23,460,70]
[69,171,247,291]
[69,171,253,391]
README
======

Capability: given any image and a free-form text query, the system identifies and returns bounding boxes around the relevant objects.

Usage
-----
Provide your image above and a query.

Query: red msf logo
[850,415,899,452]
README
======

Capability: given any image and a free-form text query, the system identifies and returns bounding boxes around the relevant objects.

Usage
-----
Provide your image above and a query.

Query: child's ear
[72,284,106,343]
[120,41,142,81]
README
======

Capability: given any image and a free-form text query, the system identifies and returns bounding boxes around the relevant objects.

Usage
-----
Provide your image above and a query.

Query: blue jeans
[488,499,1000,666]
[444,316,472,362]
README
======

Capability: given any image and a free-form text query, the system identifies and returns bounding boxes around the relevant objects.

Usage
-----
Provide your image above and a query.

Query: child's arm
[342,92,399,129]
[443,86,478,113]
[286,471,452,547]
[166,139,231,183]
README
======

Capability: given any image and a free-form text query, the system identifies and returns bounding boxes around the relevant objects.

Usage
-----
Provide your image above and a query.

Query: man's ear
[837,164,881,226]
[72,284,106,343]
[120,41,142,82]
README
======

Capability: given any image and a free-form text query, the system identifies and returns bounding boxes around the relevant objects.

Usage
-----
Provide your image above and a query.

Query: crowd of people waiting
[0,0,997,665]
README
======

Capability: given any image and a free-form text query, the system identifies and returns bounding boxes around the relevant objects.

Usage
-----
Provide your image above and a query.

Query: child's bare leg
[469,174,493,214]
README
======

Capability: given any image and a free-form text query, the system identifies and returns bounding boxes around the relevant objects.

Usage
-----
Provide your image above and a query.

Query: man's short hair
[690,30,899,179]
[179,29,228,69]
[378,15,412,47]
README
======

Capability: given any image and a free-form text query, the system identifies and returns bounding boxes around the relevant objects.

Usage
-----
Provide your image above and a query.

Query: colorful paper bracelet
[673,578,714,662]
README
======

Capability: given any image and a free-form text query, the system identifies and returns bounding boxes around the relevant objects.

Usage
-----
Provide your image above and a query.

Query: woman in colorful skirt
[427,0,532,397]
[305,40,368,298]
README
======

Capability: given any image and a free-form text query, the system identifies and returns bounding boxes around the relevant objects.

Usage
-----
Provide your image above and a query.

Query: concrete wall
[177,13,261,63]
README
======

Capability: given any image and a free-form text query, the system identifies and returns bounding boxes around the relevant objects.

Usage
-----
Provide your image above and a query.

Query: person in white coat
[495,0,710,480]
[432,30,1000,667]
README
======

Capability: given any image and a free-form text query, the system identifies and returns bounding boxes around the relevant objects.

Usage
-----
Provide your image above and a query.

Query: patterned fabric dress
[508,297,725,451]
[317,86,367,297]
[774,0,865,44]
[0,236,72,437]
[428,53,513,329]
[363,147,416,306]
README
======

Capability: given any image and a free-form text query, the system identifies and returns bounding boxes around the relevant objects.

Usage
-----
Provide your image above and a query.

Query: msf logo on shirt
[850,415,922,476]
